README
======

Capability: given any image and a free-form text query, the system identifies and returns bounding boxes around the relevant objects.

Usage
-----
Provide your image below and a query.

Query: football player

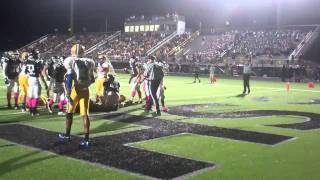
[47,57,67,115]
[95,55,109,105]
[129,63,143,103]
[193,63,201,83]
[209,64,216,84]
[2,51,21,109]
[103,74,120,110]
[25,50,48,116]
[45,56,58,97]
[142,61,151,109]
[18,52,29,112]
[59,44,95,149]
[157,82,168,112]
[128,56,138,84]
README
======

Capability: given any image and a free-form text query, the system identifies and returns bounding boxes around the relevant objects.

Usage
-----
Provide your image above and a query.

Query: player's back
[4,58,21,79]
[54,63,67,83]
[64,56,95,89]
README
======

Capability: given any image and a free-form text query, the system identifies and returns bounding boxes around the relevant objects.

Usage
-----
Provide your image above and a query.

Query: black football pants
[243,74,250,93]
[147,79,161,112]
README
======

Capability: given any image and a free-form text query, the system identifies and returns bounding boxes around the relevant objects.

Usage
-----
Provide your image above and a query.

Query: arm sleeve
[144,64,151,78]
[2,62,7,78]
[64,57,74,92]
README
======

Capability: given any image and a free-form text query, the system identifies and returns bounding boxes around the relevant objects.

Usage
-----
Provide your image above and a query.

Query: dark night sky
[1,0,320,51]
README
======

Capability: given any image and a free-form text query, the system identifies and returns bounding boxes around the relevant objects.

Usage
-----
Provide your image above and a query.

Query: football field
[1,73,320,180]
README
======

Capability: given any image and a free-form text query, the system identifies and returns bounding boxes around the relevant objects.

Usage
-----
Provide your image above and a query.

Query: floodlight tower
[70,0,74,35]
[276,0,283,28]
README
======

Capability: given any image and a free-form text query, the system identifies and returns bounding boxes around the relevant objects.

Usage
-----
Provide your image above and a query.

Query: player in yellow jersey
[58,44,95,149]
[18,52,29,112]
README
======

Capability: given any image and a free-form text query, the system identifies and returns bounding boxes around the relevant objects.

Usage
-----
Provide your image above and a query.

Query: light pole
[276,0,282,28]
[70,0,74,35]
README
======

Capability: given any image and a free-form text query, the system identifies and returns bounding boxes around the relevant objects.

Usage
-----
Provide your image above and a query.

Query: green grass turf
[0,139,140,180]
[1,73,320,179]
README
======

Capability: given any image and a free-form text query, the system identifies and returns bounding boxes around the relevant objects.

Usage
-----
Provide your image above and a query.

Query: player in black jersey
[2,51,21,109]
[128,56,139,84]
[25,50,48,116]
[47,57,67,115]
[45,56,58,97]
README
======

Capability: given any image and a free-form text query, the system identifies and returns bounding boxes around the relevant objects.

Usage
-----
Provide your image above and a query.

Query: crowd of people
[188,32,235,63]
[231,30,307,57]
[18,28,308,67]
[156,33,191,61]
[21,35,69,55]
[1,44,167,149]
[49,33,110,58]
[179,29,307,65]
[95,32,169,61]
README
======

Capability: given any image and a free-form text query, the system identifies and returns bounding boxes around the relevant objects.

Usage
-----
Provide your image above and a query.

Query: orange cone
[308,82,315,89]
[286,82,291,92]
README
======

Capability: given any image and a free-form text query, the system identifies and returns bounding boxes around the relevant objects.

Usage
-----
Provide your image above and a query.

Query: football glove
[4,77,9,85]
[66,96,73,106]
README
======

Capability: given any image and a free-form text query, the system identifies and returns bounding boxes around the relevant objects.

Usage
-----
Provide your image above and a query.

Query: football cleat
[58,111,65,116]
[79,139,90,149]
[162,106,168,112]
[14,105,19,110]
[48,106,53,113]
[33,109,40,116]
[58,133,71,142]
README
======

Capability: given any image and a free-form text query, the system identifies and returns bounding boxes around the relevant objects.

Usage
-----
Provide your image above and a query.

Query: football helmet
[71,44,85,57]
[30,49,40,59]
[7,51,15,59]
[20,52,29,61]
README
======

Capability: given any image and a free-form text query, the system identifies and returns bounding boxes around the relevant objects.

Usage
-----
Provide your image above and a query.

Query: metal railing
[18,34,49,51]
[84,31,121,55]
[146,31,178,56]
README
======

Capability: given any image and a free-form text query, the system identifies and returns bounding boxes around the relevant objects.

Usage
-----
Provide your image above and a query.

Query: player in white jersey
[95,55,109,104]
[157,81,168,112]
[209,64,216,84]
[142,62,151,109]
[59,44,95,149]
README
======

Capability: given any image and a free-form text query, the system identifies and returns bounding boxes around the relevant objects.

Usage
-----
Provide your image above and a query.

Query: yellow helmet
[71,44,85,57]
[20,52,29,61]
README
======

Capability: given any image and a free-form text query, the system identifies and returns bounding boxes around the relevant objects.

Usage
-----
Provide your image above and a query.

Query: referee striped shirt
[144,62,163,80]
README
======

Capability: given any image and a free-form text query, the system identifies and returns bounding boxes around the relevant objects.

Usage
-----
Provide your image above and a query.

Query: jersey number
[26,64,35,76]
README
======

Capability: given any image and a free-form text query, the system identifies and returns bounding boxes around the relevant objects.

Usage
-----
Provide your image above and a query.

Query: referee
[144,55,164,115]
[243,60,252,94]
